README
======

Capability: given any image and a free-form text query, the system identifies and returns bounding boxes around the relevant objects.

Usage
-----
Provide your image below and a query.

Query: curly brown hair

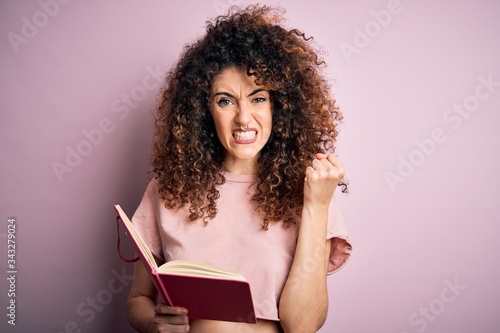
[152,5,347,229]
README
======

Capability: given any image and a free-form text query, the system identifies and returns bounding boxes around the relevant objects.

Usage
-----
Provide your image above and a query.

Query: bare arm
[279,153,344,333]
[127,258,190,333]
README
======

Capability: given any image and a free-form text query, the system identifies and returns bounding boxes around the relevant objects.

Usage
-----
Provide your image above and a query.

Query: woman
[127,5,352,333]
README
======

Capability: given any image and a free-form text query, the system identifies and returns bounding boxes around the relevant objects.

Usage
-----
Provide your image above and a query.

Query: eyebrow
[213,88,267,98]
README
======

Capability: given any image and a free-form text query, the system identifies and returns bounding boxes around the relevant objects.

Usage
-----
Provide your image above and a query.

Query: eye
[216,98,233,107]
[253,97,267,103]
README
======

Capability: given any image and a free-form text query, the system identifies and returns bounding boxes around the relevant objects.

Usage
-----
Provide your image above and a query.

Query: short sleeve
[326,196,352,275]
[131,180,164,260]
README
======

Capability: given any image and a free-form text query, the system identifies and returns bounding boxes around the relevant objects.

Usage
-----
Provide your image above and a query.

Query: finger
[305,165,331,182]
[154,321,190,333]
[320,154,344,178]
[304,166,314,181]
[314,153,338,168]
[315,153,328,159]
[315,153,340,165]
[155,304,188,316]
[311,158,329,171]
[154,312,190,326]
[318,157,334,171]
[312,157,345,182]
[312,158,336,175]
[328,155,345,180]
[324,153,341,166]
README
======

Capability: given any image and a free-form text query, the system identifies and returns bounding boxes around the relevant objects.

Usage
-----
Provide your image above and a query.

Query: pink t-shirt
[132,172,352,321]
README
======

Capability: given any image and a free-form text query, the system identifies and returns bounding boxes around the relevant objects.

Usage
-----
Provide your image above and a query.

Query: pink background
[1,0,499,332]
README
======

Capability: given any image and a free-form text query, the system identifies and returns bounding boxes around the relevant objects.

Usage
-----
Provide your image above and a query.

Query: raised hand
[303,153,344,206]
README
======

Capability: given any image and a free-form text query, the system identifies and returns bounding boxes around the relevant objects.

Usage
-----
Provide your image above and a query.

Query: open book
[114,204,257,323]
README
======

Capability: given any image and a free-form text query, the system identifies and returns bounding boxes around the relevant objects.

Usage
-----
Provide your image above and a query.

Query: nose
[235,102,252,127]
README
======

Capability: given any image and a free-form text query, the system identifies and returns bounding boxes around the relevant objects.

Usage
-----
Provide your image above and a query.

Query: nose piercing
[240,124,249,130]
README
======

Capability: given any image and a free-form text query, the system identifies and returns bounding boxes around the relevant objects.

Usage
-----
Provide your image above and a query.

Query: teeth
[234,131,256,140]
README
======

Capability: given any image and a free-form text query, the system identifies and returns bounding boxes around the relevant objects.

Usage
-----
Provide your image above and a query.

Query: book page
[115,205,158,270]
[157,260,246,281]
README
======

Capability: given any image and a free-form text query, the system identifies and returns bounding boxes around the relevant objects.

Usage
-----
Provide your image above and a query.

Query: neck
[223,157,258,175]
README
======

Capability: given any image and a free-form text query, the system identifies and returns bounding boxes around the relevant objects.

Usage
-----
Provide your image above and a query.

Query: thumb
[315,153,328,159]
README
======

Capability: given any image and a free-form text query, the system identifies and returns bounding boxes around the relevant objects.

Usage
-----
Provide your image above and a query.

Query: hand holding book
[153,303,190,331]
[114,204,257,324]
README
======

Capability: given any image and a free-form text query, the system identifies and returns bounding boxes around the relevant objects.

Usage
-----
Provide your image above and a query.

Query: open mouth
[233,130,257,143]
[233,131,257,140]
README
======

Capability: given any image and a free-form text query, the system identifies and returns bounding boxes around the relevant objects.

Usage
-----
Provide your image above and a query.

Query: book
[114,204,257,324]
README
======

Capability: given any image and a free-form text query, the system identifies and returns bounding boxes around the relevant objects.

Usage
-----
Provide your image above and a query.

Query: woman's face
[209,67,272,174]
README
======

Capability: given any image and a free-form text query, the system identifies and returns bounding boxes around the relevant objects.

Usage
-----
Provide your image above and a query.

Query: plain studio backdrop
[1,0,499,332]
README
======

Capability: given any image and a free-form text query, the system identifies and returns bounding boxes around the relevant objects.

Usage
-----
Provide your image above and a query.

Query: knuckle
[338,168,345,178]
[153,315,162,325]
